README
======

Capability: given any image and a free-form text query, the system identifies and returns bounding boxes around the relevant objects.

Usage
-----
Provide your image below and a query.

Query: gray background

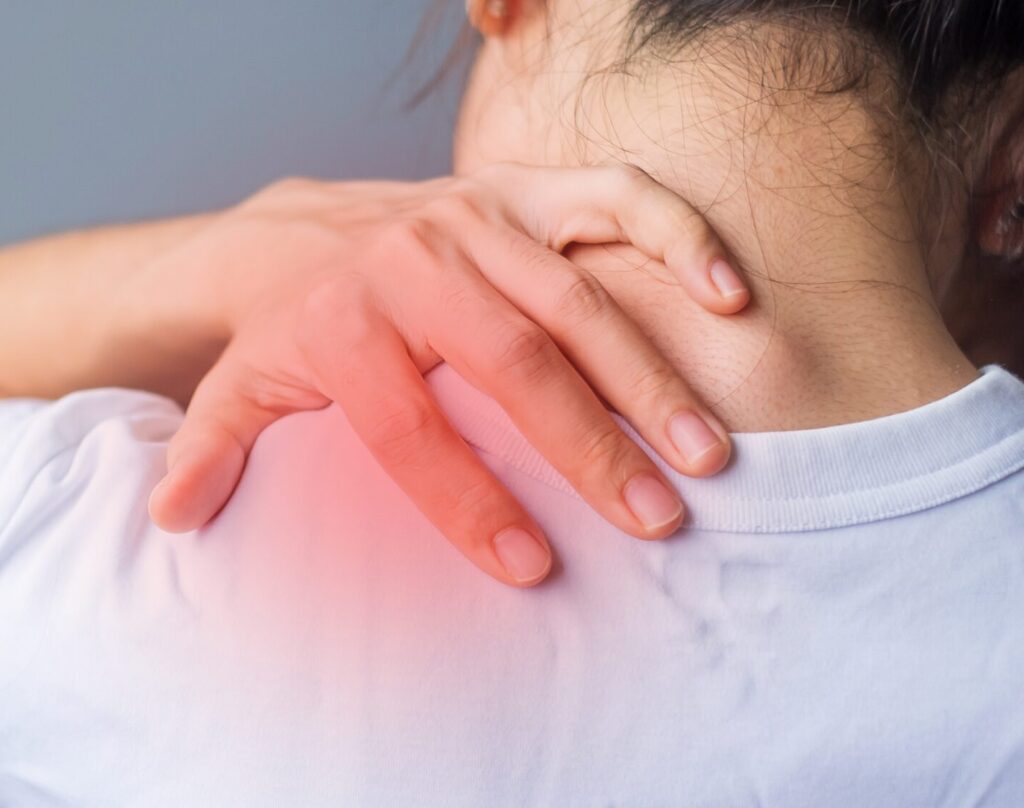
[0,1,467,244]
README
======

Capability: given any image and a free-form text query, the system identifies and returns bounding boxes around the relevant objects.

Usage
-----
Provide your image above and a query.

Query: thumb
[148,354,290,533]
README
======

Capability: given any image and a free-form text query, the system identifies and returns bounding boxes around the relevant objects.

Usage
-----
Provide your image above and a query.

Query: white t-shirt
[1,364,1023,807]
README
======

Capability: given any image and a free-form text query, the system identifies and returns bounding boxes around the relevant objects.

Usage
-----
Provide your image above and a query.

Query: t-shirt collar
[426,363,1024,533]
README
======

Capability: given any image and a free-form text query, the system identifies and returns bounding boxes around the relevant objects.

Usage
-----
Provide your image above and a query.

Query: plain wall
[0,1,467,244]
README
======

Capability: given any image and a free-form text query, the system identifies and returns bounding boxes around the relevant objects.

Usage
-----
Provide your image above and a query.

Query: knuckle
[385,218,444,264]
[212,351,311,419]
[438,274,484,319]
[574,422,632,477]
[296,285,383,391]
[332,306,381,359]
[297,283,369,351]
[389,217,431,249]
[363,395,438,468]
[674,209,718,253]
[490,321,558,386]
[552,272,614,327]
[628,362,681,403]
[442,477,500,524]
[613,163,652,191]
[428,189,481,223]
[298,282,345,331]
[238,371,299,417]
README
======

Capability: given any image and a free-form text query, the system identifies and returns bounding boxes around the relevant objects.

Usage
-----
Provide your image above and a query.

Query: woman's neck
[570,75,977,430]
[565,239,977,432]
[457,31,980,430]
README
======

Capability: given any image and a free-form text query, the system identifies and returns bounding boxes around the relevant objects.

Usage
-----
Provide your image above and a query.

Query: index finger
[474,161,752,315]
[298,296,554,588]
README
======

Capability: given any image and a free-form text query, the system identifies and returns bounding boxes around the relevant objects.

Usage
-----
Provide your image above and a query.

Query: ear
[974,107,1024,261]
[467,0,542,37]
[467,0,512,36]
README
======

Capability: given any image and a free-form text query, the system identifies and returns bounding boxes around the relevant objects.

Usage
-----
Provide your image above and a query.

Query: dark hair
[407,1,1024,374]
[625,0,1024,123]
[617,2,1024,380]
[411,1,1024,130]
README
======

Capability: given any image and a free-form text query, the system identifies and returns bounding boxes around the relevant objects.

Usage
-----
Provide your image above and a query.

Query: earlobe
[467,0,514,36]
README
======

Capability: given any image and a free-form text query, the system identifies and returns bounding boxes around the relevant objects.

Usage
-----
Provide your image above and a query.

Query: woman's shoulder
[0,387,182,453]
[0,388,182,531]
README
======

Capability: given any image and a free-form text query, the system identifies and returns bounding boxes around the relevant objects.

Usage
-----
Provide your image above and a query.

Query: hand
[146,162,750,586]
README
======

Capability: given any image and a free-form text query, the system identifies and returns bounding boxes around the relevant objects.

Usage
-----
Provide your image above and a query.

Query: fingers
[463,224,731,476]
[148,352,296,533]
[422,269,688,541]
[297,298,553,587]
[476,161,751,314]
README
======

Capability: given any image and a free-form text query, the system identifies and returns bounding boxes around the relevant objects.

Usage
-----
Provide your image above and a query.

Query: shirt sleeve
[0,389,184,535]
[0,398,48,464]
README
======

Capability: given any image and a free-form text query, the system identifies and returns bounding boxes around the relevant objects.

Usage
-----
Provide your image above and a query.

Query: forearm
[0,215,225,403]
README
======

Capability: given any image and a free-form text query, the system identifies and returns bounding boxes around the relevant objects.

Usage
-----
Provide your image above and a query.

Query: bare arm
[0,214,224,403]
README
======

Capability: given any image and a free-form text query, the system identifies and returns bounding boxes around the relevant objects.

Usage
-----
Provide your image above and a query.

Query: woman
[2,0,1024,804]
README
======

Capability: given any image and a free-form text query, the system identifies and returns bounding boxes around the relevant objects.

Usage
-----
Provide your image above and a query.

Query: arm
[0,214,222,403]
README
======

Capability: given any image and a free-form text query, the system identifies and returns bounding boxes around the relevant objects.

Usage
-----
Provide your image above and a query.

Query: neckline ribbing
[426,363,1024,533]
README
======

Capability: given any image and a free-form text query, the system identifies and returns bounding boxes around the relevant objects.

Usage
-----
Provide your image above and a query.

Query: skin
[0,163,749,588]
[455,0,1024,431]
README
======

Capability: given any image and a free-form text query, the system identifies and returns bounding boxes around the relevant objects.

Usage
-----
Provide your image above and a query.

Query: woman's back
[4,0,1024,802]
[2,362,1023,806]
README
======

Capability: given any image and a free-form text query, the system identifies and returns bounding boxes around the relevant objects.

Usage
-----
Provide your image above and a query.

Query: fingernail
[709,259,746,298]
[623,474,683,531]
[494,527,551,583]
[668,411,724,465]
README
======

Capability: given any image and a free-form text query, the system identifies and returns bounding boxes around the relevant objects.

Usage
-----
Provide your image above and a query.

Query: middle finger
[462,223,732,478]
[420,264,687,540]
